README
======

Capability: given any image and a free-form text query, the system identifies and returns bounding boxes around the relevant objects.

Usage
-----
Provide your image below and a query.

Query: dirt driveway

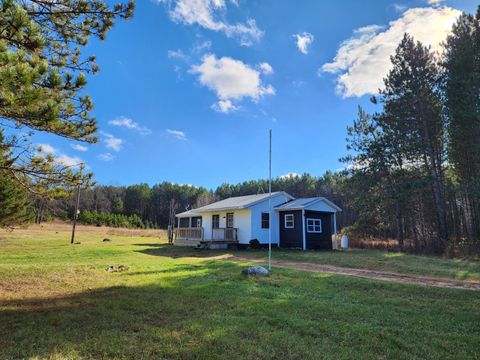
[223,255,480,291]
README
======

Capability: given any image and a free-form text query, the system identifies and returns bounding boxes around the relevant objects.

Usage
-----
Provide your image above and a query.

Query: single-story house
[175,191,341,250]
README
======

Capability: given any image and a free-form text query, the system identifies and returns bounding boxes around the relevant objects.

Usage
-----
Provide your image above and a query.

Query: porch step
[174,239,202,247]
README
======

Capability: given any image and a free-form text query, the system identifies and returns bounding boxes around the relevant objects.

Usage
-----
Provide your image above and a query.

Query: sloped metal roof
[176,191,292,217]
[275,197,342,212]
[275,198,318,209]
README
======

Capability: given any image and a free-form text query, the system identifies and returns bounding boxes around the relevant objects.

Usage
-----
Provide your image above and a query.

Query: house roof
[275,197,342,212]
[176,191,293,217]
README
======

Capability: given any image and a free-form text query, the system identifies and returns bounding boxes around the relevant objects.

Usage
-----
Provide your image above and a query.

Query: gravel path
[227,256,480,291]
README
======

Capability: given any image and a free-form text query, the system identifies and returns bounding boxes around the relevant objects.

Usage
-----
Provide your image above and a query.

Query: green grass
[1,224,479,359]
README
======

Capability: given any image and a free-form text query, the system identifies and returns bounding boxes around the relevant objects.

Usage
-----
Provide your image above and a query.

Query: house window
[261,212,270,229]
[212,215,220,229]
[179,218,189,228]
[306,218,322,233]
[226,213,234,228]
[284,214,294,228]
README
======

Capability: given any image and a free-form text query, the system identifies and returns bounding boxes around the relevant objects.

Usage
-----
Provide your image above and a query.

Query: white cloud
[427,0,443,4]
[98,153,114,161]
[193,40,212,53]
[280,172,300,179]
[157,0,263,46]
[37,144,84,168]
[71,143,88,152]
[108,116,152,136]
[321,7,461,98]
[168,49,189,61]
[294,32,314,54]
[102,132,123,152]
[55,154,84,167]
[166,129,188,140]
[393,3,407,12]
[211,99,238,113]
[38,143,55,154]
[190,54,275,113]
[258,62,273,75]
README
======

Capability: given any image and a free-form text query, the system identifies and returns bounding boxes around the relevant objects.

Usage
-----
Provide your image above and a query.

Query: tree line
[342,7,480,255]
[35,173,355,230]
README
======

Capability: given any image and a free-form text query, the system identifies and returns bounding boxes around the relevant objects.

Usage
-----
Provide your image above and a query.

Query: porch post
[333,212,338,250]
[302,209,306,251]
[189,217,192,228]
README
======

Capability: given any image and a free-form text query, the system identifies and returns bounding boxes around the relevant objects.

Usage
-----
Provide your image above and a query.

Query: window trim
[306,218,322,233]
[261,212,270,229]
[284,214,295,229]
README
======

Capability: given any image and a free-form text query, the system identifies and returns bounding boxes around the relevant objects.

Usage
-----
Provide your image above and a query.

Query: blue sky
[33,0,478,189]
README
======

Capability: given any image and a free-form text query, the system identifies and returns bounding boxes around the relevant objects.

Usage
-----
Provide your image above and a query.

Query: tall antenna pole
[71,185,81,244]
[268,129,272,271]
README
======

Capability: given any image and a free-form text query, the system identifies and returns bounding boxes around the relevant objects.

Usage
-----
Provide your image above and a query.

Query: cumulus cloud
[279,172,300,179]
[190,54,275,113]
[37,144,84,168]
[71,144,88,152]
[294,32,314,54]
[258,62,273,75]
[211,99,238,113]
[102,132,123,152]
[166,129,188,140]
[98,153,114,161]
[157,0,263,46]
[321,6,461,98]
[108,116,152,136]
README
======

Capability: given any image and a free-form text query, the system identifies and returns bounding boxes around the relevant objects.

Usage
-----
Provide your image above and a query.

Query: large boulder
[242,265,269,276]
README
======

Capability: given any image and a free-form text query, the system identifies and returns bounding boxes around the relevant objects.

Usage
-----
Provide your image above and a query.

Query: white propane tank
[341,234,349,249]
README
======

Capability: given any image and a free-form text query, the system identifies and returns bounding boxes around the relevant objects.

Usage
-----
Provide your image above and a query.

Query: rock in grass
[242,265,269,276]
[103,238,112,242]
[106,265,130,273]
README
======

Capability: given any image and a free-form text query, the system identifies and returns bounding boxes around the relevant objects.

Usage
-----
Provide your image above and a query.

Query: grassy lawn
[1,224,479,359]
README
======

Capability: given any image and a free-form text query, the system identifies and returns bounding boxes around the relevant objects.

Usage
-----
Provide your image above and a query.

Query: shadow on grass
[0,261,258,359]
[134,243,234,259]
[1,259,479,359]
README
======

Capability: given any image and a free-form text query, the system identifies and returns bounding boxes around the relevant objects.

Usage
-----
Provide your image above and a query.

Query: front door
[212,214,220,229]
[226,213,234,228]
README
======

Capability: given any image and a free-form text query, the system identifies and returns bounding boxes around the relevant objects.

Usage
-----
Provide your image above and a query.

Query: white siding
[250,193,291,244]
[200,209,251,243]
[303,200,338,213]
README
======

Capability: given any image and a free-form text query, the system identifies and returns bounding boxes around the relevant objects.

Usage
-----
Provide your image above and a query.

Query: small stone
[242,265,269,276]
[105,265,130,272]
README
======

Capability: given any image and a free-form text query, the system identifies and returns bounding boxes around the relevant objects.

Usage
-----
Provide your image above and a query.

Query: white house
[175,191,341,250]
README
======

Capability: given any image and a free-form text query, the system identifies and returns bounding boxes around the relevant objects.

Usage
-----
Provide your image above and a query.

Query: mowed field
[1,223,480,359]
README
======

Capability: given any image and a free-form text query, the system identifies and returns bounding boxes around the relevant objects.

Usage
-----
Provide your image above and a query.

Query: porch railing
[174,227,204,241]
[212,228,238,241]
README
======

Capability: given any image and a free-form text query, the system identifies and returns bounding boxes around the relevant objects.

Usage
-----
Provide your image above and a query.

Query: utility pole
[71,185,81,244]
[268,129,272,271]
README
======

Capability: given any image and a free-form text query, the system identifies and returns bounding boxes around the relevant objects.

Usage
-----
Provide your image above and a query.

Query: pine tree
[443,8,480,243]
[0,131,31,227]
[379,34,448,252]
[0,0,134,193]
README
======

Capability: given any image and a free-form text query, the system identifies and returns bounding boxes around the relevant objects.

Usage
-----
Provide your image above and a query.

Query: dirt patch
[225,256,480,291]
